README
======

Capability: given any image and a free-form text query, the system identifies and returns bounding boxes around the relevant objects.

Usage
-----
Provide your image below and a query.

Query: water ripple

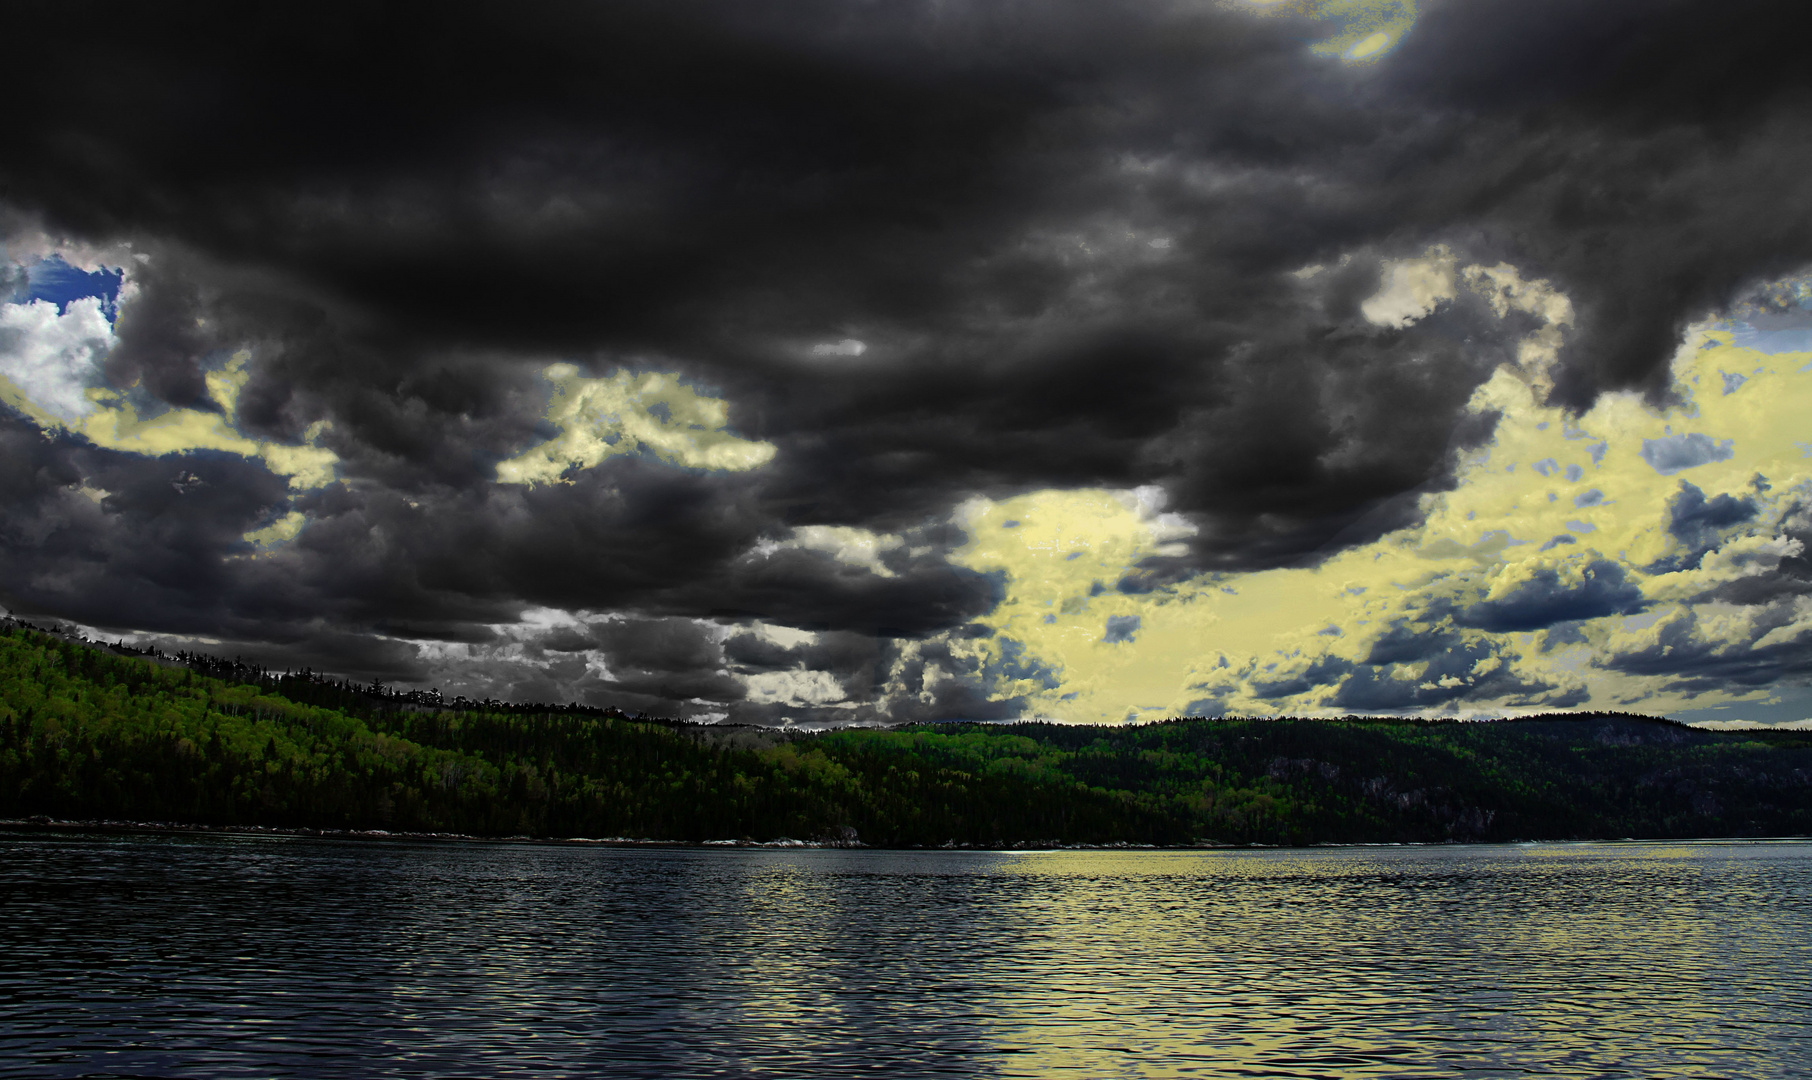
[2,833,1809,1078]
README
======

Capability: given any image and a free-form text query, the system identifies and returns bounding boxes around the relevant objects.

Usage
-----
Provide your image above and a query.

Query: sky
[3,0,1812,728]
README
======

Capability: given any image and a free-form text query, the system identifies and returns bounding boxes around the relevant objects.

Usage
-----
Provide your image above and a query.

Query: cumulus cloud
[1361,249,1458,328]
[0,298,115,421]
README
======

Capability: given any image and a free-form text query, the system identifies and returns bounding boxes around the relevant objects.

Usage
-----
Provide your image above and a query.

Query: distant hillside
[2,623,1809,846]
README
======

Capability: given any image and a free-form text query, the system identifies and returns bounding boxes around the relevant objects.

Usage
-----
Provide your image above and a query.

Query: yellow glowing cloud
[495,364,777,484]
[77,402,339,490]
[0,373,64,431]
[75,355,339,490]
[1,343,341,490]
[243,511,307,549]
[954,487,1241,723]
[1236,0,1418,62]
[954,276,1812,725]
[1306,0,1418,61]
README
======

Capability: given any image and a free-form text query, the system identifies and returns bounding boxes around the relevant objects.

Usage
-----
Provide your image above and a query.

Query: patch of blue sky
[15,256,125,320]
[1565,520,1597,533]
[1531,457,1560,476]
[1103,614,1141,643]
[1565,463,1584,482]
[1641,432,1736,475]
[1721,370,1748,395]
[1669,683,1812,727]
[1728,324,1812,355]
[1573,488,1605,507]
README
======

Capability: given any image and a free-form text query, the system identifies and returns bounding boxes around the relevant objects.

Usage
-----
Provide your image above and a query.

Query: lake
[2,831,1808,1077]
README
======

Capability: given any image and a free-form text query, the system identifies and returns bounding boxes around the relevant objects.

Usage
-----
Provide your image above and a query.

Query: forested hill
[2,623,1809,846]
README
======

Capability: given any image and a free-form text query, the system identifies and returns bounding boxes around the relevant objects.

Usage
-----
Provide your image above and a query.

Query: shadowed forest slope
[2,625,1809,845]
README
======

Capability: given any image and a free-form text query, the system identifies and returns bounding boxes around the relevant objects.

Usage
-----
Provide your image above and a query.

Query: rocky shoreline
[0,815,1240,849]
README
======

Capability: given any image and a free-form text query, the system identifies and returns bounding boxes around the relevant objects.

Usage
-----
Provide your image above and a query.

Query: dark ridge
[2,624,1808,846]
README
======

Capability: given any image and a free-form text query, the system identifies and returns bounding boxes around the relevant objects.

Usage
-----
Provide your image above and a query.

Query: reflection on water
[2,834,1808,1078]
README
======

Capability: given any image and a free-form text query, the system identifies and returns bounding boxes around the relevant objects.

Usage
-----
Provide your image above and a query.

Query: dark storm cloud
[0,263,27,299]
[1719,550,1812,609]
[6,0,1812,710]
[1647,480,1760,573]
[579,617,747,707]
[1383,0,1812,408]
[1243,619,1584,712]
[1601,607,1812,695]
[100,244,562,488]
[394,612,1027,726]
[689,539,1003,637]
[1456,560,1647,634]
[0,416,293,633]
[1252,655,1355,701]
[1637,475,1802,609]
[1667,481,1759,547]
[104,255,223,411]
[1332,634,1584,712]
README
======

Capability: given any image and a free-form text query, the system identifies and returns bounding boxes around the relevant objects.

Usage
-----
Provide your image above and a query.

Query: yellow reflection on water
[357,842,1810,1078]
[972,850,1448,1077]
[957,846,1805,1077]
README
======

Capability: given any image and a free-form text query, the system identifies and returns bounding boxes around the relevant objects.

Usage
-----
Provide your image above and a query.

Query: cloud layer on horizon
[5,0,1812,725]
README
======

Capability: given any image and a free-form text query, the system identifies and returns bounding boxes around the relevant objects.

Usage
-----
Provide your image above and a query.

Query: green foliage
[2,626,1809,844]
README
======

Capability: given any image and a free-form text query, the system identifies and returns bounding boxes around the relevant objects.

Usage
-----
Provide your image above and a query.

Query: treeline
[1,624,1809,845]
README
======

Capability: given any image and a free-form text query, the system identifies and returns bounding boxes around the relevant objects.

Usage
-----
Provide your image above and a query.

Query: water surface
[3,832,1808,1077]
